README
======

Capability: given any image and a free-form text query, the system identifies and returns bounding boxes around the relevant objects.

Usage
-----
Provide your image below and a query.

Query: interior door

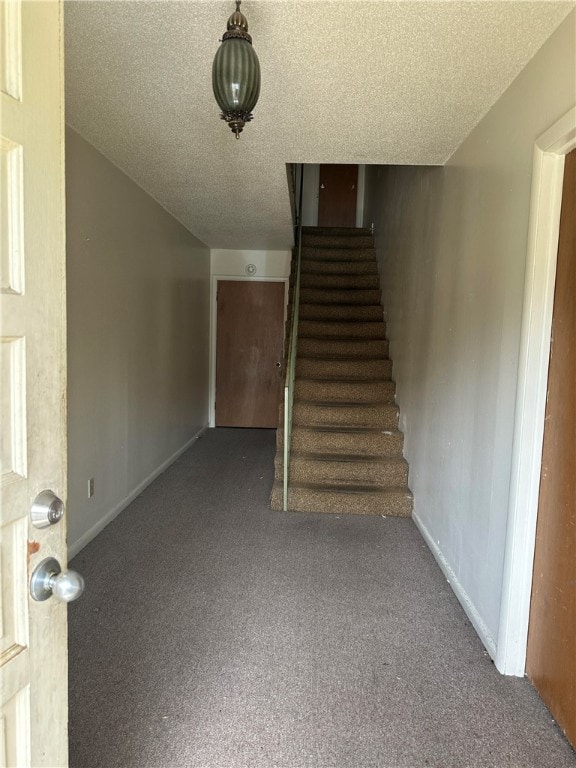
[318,164,358,228]
[526,148,575,747]
[1,1,69,765]
[215,280,285,428]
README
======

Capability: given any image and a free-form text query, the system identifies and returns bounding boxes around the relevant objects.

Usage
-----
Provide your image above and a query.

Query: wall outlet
[88,477,95,498]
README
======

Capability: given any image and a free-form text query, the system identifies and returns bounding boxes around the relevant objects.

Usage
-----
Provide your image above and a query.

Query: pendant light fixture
[212,1,261,138]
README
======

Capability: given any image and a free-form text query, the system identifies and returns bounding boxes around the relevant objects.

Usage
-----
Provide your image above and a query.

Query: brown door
[318,164,358,227]
[526,148,575,747]
[216,280,285,428]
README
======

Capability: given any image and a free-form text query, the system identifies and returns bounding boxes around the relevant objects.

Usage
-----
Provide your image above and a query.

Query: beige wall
[210,249,291,279]
[363,12,575,656]
[66,128,210,557]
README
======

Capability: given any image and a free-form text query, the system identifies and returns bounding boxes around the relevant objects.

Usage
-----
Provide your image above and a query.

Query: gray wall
[66,128,210,557]
[363,13,575,656]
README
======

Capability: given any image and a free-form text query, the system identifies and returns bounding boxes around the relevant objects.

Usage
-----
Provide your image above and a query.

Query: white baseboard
[67,426,208,560]
[412,511,498,661]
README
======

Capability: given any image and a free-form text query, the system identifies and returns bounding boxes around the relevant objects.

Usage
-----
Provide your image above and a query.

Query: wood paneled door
[318,164,358,228]
[526,148,575,747]
[1,2,70,764]
[215,280,285,428]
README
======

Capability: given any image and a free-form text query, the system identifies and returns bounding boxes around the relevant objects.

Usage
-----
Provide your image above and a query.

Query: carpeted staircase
[271,226,413,516]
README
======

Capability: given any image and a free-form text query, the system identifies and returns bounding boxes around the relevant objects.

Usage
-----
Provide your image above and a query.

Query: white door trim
[209,275,288,428]
[496,107,576,675]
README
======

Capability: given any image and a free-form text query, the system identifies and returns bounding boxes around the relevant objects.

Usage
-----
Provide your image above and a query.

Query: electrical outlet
[88,477,95,498]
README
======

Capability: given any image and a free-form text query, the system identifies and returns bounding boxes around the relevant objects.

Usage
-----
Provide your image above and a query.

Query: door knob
[320,183,326,189]
[275,361,282,368]
[30,557,85,603]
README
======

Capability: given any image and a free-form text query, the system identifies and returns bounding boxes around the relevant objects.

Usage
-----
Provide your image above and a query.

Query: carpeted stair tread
[297,337,389,358]
[270,480,412,516]
[298,320,386,339]
[296,357,393,379]
[294,378,395,403]
[300,288,381,305]
[302,234,374,249]
[286,451,406,463]
[298,246,376,262]
[292,400,399,429]
[300,273,381,290]
[277,426,405,456]
[297,304,384,322]
[277,454,409,485]
[302,226,371,236]
[300,259,378,275]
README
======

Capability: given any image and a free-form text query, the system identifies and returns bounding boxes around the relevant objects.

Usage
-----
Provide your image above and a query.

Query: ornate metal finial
[224,0,251,43]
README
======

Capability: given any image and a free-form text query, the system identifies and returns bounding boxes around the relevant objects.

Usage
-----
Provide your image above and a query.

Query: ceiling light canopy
[212,1,261,139]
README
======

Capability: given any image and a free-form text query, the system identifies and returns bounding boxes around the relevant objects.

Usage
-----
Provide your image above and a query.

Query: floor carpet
[69,428,575,768]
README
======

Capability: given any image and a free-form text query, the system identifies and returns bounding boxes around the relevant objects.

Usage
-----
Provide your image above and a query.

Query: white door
[1,1,70,765]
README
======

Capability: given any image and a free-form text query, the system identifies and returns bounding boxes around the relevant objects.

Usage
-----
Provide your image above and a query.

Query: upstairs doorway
[318,164,358,227]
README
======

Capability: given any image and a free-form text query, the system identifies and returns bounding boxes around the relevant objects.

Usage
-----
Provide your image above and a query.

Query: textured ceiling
[64,1,574,249]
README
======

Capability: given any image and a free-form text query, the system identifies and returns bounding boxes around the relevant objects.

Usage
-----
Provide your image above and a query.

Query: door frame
[209,275,288,428]
[497,107,576,675]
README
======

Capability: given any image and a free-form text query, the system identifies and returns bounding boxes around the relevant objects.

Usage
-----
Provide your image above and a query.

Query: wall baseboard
[412,511,498,662]
[67,426,208,560]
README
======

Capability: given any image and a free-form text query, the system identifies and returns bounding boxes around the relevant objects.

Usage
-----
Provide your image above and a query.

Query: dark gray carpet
[69,428,575,768]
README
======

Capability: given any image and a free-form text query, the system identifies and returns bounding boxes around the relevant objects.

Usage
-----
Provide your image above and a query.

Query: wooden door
[526,148,575,747]
[1,1,69,765]
[318,164,358,228]
[216,280,285,428]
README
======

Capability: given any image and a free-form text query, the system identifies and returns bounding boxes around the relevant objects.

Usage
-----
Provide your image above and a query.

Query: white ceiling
[64,1,574,249]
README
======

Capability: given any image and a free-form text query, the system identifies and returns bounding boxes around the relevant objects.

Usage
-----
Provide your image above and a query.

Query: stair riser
[300,289,381,305]
[295,379,396,403]
[270,484,412,517]
[300,273,380,290]
[297,304,384,322]
[302,235,374,249]
[277,458,409,485]
[277,427,404,456]
[298,321,386,339]
[300,260,378,275]
[298,247,376,262]
[297,338,389,358]
[296,358,393,379]
[293,403,399,429]
[302,227,371,237]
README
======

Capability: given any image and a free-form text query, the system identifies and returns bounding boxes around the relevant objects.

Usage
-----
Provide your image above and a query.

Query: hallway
[68,429,574,768]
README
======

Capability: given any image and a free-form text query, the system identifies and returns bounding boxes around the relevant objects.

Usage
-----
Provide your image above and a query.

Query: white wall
[211,249,291,280]
[363,12,575,659]
[66,128,210,557]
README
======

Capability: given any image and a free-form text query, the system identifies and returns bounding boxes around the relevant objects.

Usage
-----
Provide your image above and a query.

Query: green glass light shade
[212,1,261,138]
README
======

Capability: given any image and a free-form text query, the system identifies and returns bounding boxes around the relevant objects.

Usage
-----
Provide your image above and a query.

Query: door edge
[496,106,576,675]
